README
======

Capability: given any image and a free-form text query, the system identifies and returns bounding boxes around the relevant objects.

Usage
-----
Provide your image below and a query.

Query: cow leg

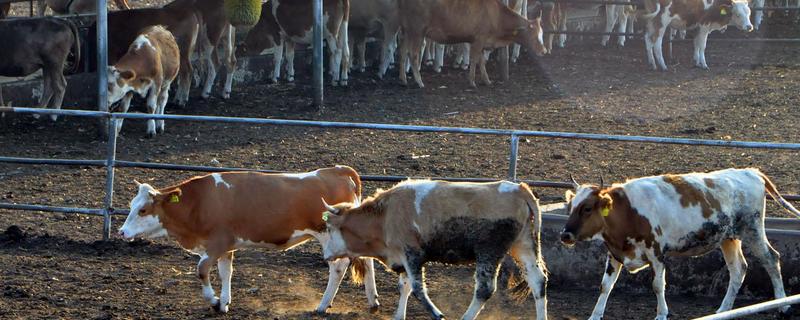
[462,259,501,320]
[378,30,398,78]
[399,34,410,86]
[511,238,548,320]
[753,0,765,30]
[115,93,134,135]
[156,82,171,134]
[362,258,380,312]
[410,39,425,88]
[745,229,790,314]
[36,75,54,121]
[467,42,483,87]
[325,30,342,86]
[434,43,445,73]
[223,26,236,100]
[393,274,413,320]
[46,68,67,122]
[693,27,711,70]
[644,21,659,70]
[557,9,567,48]
[602,5,619,46]
[316,258,349,313]
[216,251,234,313]
[589,254,622,320]
[145,86,158,138]
[175,49,193,107]
[652,25,668,71]
[338,20,351,86]
[201,42,217,100]
[286,41,297,83]
[461,44,470,70]
[272,40,285,83]
[403,252,444,319]
[197,253,220,308]
[651,260,669,320]
[479,50,492,86]
[616,7,629,46]
[716,239,748,313]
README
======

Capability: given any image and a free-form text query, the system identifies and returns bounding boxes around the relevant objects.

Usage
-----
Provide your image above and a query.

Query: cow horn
[569,174,580,189]
[134,179,142,187]
[321,198,338,214]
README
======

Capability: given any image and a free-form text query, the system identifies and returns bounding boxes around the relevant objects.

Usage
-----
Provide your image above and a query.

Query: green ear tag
[322,211,329,222]
[601,207,610,217]
[169,194,180,203]
[720,7,727,15]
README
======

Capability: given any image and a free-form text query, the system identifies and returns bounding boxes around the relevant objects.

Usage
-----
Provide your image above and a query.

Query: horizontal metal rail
[0,156,106,166]
[545,31,641,36]
[540,0,644,5]
[4,107,800,150]
[671,38,800,43]
[0,203,105,216]
[752,6,800,10]
[693,294,800,320]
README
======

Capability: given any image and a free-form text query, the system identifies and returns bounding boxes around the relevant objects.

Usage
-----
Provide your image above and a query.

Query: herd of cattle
[117,165,800,319]
[0,0,783,136]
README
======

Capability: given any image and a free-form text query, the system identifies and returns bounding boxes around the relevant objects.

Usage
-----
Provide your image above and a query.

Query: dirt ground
[2,12,800,320]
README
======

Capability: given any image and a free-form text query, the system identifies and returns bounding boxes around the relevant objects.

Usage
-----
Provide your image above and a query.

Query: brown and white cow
[398,0,547,88]
[118,166,380,314]
[38,0,130,15]
[641,0,753,70]
[273,0,351,86]
[322,180,549,320]
[189,0,237,100]
[107,26,179,138]
[559,168,798,320]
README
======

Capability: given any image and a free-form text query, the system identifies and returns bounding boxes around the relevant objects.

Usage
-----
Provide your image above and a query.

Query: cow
[118,166,380,314]
[37,0,130,15]
[273,0,351,86]
[322,180,549,320]
[641,0,753,70]
[188,0,237,100]
[397,0,547,88]
[349,0,399,78]
[237,2,284,83]
[559,168,799,320]
[0,17,80,121]
[107,26,179,138]
[87,0,199,106]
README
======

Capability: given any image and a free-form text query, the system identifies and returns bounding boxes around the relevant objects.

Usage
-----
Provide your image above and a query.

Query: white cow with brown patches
[107,26,179,138]
[559,168,799,320]
[322,180,549,320]
[118,166,380,314]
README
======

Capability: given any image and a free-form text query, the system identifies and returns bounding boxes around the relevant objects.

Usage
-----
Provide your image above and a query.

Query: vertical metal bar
[508,134,520,181]
[499,47,510,81]
[667,27,674,62]
[312,0,323,107]
[102,116,117,240]
[29,0,33,16]
[97,0,110,135]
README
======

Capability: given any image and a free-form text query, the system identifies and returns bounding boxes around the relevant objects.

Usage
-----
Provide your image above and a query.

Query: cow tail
[66,19,81,74]
[758,171,800,218]
[508,183,547,303]
[348,257,367,285]
[638,1,660,20]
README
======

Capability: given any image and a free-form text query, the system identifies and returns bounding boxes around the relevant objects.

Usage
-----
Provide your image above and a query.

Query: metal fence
[2,106,800,241]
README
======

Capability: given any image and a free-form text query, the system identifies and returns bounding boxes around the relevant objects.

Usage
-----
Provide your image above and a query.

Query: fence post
[312,0,323,107]
[508,134,520,181]
[96,0,109,136]
[102,116,117,240]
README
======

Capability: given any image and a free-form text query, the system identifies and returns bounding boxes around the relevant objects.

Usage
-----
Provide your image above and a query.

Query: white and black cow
[559,168,798,320]
[321,180,549,320]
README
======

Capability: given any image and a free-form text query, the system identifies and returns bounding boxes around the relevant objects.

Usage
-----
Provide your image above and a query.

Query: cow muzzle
[560,231,577,246]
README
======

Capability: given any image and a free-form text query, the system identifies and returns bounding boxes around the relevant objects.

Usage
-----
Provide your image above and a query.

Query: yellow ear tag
[512,29,519,36]
[169,194,180,203]
[601,207,610,217]
[720,7,727,15]
[322,211,329,222]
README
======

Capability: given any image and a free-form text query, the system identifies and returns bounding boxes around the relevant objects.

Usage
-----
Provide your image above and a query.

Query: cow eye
[583,207,592,213]
[139,209,146,214]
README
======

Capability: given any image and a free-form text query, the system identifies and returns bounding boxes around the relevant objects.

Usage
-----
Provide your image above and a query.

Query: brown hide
[150,166,362,255]
[273,0,349,39]
[113,26,180,92]
[239,2,282,55]
[648,0,734,28]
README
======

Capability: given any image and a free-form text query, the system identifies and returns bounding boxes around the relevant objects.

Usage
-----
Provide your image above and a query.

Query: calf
[237,2,284,83]
[559,168,798,320]
[189,0,237,100]
[322,180,549,320]
[273,0,351,86]
[38,0,130,15]
[349,0,399,78]
[0,17,80,121]
[118,166,380,314]
[398,0,547,88]
[88,0,199,106]
[107,26,179,138]
[641,0,753,70]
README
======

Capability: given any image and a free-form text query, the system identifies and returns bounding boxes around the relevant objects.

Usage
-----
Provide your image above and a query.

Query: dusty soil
[1,14,800,320]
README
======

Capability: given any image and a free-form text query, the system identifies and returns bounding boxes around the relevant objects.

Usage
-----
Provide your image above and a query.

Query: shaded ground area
[1,15,799,320]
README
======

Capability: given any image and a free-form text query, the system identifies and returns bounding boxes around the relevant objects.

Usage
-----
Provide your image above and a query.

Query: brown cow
[38,0,130,15]
[237,2,284,83]
[107,25,179,138]
[349,0,399,77]
[397,0,547,88]
[322,180,548,320]
[119,166,380,313]
[641,0,753,70]
[189,0,237,100]
[91,0,200,107]
[0,17,80,121]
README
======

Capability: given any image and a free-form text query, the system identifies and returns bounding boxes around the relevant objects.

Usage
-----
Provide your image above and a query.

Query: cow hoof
[271,78,278,84]
[653,314,668,320]
[340,80,348,86]
[287,77,295,83]
[222,92,231,99]
[212,300,229,313]
[201,93,210,100]
[434,67,441,73]
[49,115,58,122]
[145,132,156,139]
[368,304,380,314]
[360,67,366,73]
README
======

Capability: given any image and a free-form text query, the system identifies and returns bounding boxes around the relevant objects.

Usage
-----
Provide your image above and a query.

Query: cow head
[107,66,150,106]
[321,199,384,262]
[118,181,179,240]
[560,177,611,246]
[514,14,548,57]
[721,0,753,32]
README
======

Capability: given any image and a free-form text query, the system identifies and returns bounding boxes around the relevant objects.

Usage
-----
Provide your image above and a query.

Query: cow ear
[120,69,136,81]
[156,188,182,203]
[565,190,575,202]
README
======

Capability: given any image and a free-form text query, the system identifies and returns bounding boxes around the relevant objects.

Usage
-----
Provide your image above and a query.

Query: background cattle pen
[3,0,800,319]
